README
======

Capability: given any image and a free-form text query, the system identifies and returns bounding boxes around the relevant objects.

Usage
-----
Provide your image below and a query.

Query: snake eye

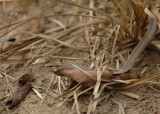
[7,38,16,42]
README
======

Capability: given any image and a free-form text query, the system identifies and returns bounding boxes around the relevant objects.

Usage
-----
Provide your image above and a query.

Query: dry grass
[0,0,160,113]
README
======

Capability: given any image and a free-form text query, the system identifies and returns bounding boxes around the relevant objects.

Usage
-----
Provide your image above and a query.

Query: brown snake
[53,17,158,84]
[114,18,158,74]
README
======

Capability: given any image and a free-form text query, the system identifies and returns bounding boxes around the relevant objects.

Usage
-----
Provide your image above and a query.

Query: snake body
[114,18,158,74]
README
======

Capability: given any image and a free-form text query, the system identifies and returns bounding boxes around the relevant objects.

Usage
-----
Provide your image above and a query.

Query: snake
[113,17,158,74]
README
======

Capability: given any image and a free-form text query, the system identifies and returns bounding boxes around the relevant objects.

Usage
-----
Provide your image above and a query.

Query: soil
[0,0,160,114]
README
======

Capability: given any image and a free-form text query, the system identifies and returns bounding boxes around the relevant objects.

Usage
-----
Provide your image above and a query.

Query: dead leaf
[53,64,113,87]
[19,74,34,86]
[114,72,140,80]
[5,84,32,109]
[53,64,141,87]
